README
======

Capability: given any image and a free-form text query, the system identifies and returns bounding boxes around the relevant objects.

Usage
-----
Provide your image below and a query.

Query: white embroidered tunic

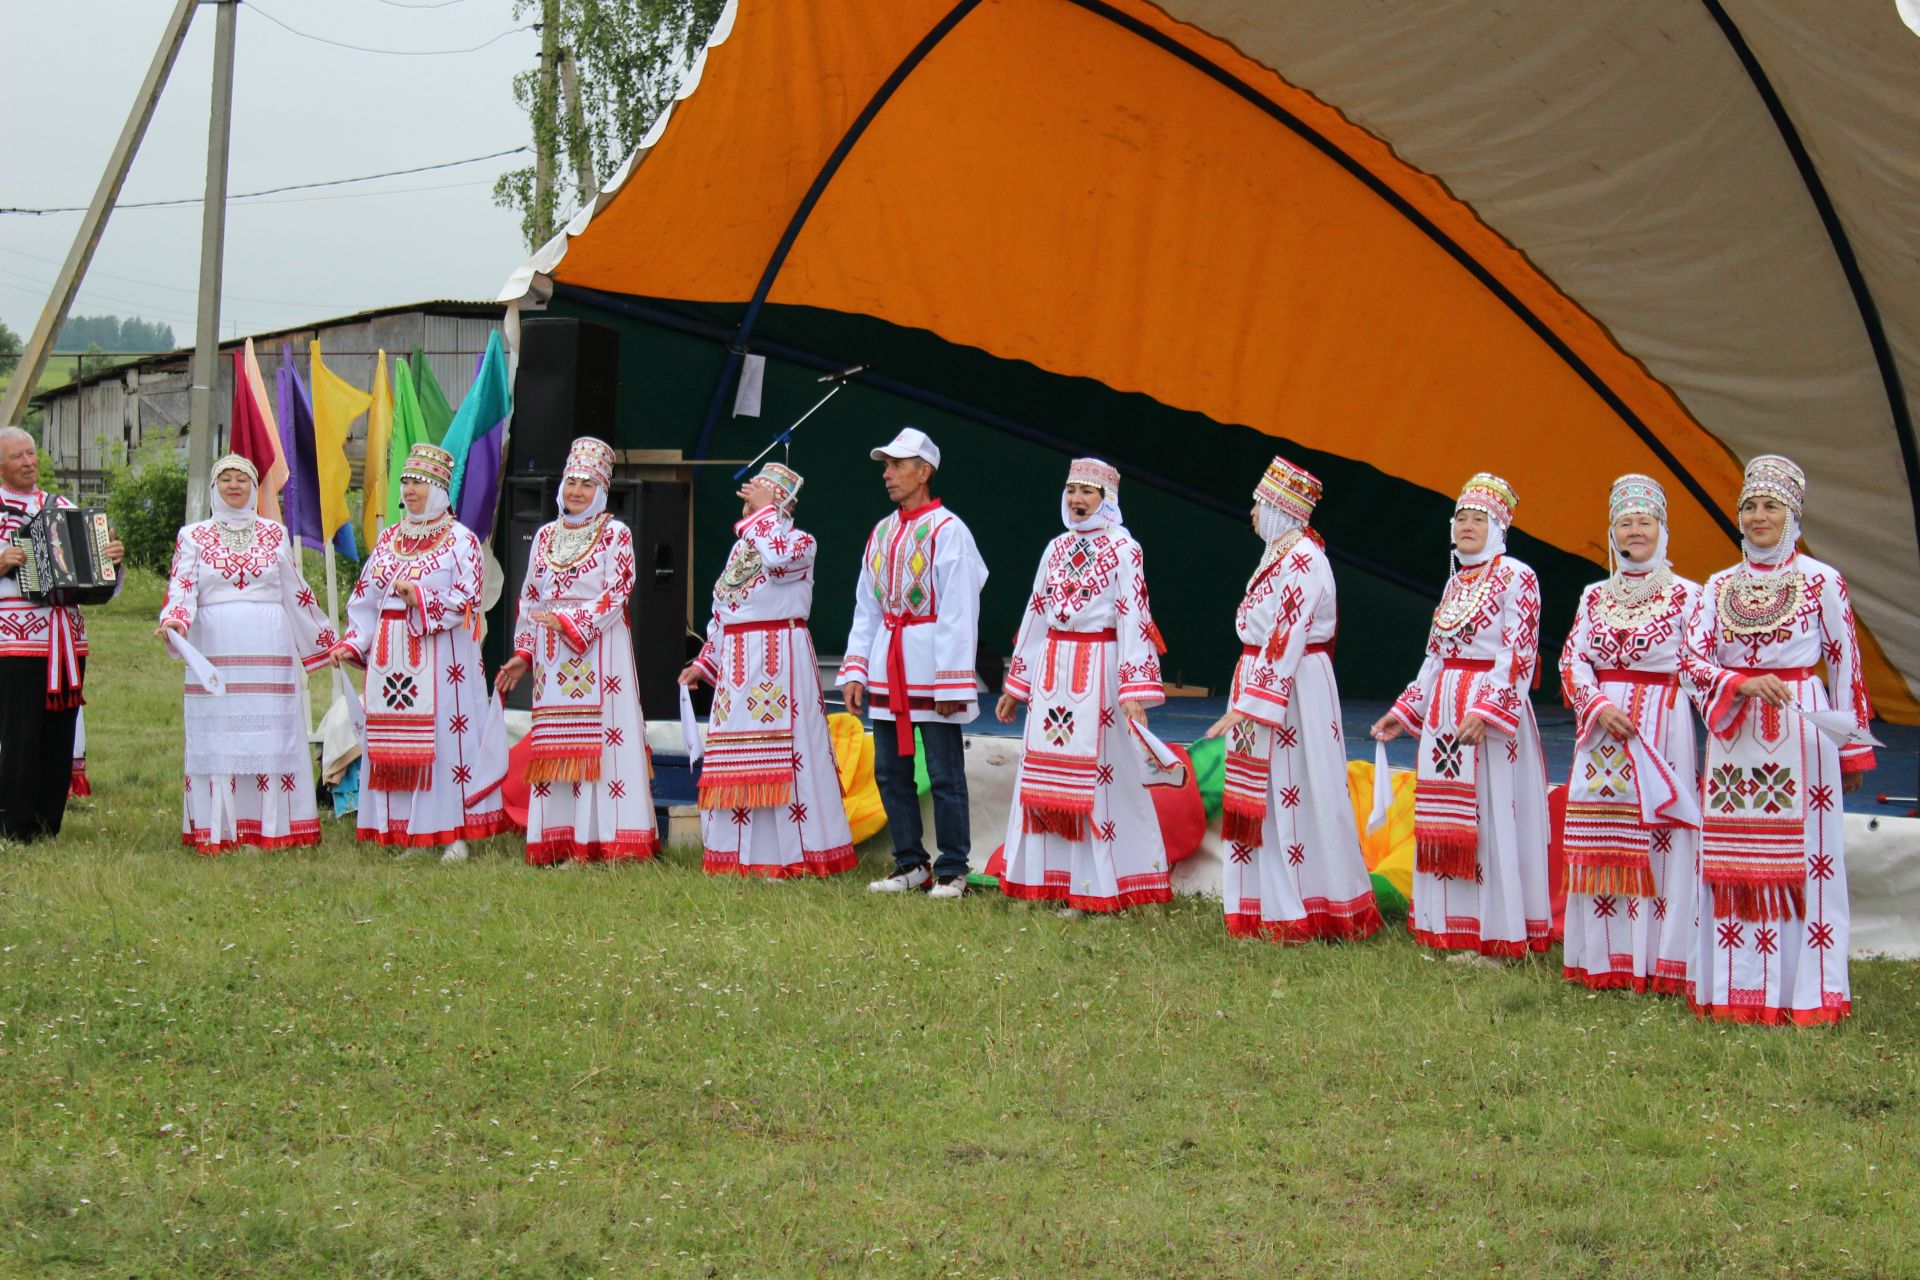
[1678,552,1874,1026]
[160,516,335,852]
[691,505,854,877]
[1220,533,1380,941]
[338,519,510,846]
[836,500,988,751]
[1388,555,1552,956]
[997,525,1171,911]
[1557,570,1703,993]
[512,514,659,864]
[0,486,105,705]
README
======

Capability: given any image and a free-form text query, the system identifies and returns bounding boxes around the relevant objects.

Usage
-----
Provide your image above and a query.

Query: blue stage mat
[836,693,1920,819]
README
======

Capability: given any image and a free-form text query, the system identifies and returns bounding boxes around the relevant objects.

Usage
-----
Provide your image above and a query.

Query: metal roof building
[30,300,502,494]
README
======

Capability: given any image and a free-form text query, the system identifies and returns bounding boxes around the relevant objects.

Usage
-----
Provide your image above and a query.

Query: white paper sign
[732,353,766,418]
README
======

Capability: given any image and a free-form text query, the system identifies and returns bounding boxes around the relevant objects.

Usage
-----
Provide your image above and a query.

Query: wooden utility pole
[0,0,197,427]
[532,0,561,245]
[185,0,240,524]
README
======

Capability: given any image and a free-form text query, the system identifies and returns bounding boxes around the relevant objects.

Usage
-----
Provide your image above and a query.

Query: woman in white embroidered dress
[496,438,658,865]
[679,462,854,878]
[333,443,509,861]
[1557,474,1702,994]
[994,459,1171,913]
[156,454,335,853]
[1371,473,1551,959]
[1679,455,1875,1026]
[1205,456,1380,943]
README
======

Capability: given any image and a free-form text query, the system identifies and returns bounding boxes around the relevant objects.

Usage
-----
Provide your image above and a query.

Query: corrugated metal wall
[36,306,503,495]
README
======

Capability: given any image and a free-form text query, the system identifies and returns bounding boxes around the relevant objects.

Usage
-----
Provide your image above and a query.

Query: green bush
[104,444,188,572]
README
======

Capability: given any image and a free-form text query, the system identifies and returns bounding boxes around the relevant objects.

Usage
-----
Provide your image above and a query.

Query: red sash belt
[1051,628,1116,643]
[1240,640,1335,659]
[1442,657,1495,672]
[1733,666,1816,681]
[882,612,937,757]
[1594,669,1679,687]
[724,617,805,635]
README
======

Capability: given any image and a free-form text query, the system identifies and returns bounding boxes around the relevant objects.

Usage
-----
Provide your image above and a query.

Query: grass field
[3,571,1917,1278]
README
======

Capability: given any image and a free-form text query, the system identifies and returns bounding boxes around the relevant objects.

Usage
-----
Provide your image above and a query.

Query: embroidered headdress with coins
[1062,457,1124,533]
[1435,472,1516,633]
[1596,473,1678,628]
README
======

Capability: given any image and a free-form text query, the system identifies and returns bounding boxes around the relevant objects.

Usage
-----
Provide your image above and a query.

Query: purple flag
[455,418,507,536]
[276,345,324,548]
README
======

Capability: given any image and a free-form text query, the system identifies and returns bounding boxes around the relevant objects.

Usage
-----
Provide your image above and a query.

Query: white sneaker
[928,875,968,901]
[440,840,470,864]
[868,865,931,893]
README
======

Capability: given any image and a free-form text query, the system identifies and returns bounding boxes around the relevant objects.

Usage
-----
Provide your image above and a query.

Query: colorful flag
[229,338,288,523]
[276,344,324,549]
[383,358,434,529]
[309,340,371,561]
[413,346,456,444]
[360,351,393,553]
[445,331,513,537]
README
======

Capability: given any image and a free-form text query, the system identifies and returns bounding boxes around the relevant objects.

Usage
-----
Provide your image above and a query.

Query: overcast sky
[1,0,540,348]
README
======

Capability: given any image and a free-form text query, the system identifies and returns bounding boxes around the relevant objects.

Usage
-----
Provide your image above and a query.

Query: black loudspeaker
[499,474,690,718]
[508,318,621,476]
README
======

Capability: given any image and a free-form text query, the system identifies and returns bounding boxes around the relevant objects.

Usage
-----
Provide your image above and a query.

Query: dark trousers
[871,718,971,879]
[0,655,82,842]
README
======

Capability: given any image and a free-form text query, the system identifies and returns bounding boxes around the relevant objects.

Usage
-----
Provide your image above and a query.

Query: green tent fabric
[411,346,457,446]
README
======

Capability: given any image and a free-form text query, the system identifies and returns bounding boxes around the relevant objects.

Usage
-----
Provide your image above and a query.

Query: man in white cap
[839,427,989,898]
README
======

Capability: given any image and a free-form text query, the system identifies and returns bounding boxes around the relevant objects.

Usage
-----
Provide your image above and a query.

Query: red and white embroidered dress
[1558,572,1703,992]
[0,486,100,707]
[836,500,987,751]
[338,519,511,846]
[512,514,659,865]
[1388,556,1553,956]
[1221,534,1381,942]
[1679,553,1874,1026]
[692,505,853,878]
[997,526,1171,911]
[160,516,335,852]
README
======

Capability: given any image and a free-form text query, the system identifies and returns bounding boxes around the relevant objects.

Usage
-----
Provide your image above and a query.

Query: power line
[248,3,533,55]
[0,246,355,311]
[0,146,529,215]
[220,177,498,208]
[371,0,477,8]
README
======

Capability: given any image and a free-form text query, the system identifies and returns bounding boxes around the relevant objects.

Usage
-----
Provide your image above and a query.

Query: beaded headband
[1608,473,1667,524]
[1456,472,1518,528]
[562,436,615,488]
[212,453,258,485]
[1740,454,1805,517]
[755,461,804,509]
[1066,457,1120,495]
[399,443,455,490]
[1253,455,1322,523]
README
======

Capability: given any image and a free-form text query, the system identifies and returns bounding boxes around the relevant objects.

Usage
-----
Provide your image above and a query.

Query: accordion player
[13,505,120,606]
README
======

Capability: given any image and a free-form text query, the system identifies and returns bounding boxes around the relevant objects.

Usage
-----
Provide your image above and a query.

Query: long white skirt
[998,648,1172,913]
[1409,714,1553,957]
[179,599,319,854]
[1688,677,1852,1026]
[527,620,660,865]
[1221,653,1381,942]
[356,624,511,848]
[700,632,854,878]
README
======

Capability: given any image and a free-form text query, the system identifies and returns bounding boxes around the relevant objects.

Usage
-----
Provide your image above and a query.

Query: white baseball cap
[869,427,940,470]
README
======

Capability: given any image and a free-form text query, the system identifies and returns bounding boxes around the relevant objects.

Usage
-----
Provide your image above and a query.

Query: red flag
[229,338,288,523]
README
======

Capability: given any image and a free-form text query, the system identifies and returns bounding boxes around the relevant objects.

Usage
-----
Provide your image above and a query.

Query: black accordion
[13,505,118,606]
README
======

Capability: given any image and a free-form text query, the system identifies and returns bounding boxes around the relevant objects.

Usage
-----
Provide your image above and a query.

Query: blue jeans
[871,718,970,879]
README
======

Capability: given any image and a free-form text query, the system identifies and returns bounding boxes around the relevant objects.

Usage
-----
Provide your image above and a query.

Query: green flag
[412,346,456,445]
[383,358,435,530]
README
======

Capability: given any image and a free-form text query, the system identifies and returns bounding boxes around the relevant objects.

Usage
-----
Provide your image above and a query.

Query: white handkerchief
[1798,705,1885,749]
[1367,738,1392,834]
[679,684,704,763]
[1625,732,1701,830]
[166,630,224,695]
[1126,717,1187,787]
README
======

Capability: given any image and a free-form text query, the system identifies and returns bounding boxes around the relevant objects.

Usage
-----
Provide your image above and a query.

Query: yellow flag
[360,351,392,553]
[308,340,372,555]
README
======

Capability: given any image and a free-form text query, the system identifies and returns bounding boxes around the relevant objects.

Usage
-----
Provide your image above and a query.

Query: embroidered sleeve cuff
[1574,693,1613,743]
[513,647,534,665]
[1003,674,1031,701]
[1470,694,1520,737]
[559,611,590,654]
[1707,672,1746,734]
[1119,684,1165,709]
[1841,747,1876,774]
[1389,698,1424,735]
[693,652,720,683]
[1232,681,1288,718]
[836,657,868,686]
[300,646,334,673]
[331,639,365,668]
[933,673,977,694]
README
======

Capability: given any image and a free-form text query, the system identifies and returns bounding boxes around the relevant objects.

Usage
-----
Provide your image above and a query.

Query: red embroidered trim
[526,829,661,866]
[181,819,323,855]
[701,842,858,879]
[356,808,519,847]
